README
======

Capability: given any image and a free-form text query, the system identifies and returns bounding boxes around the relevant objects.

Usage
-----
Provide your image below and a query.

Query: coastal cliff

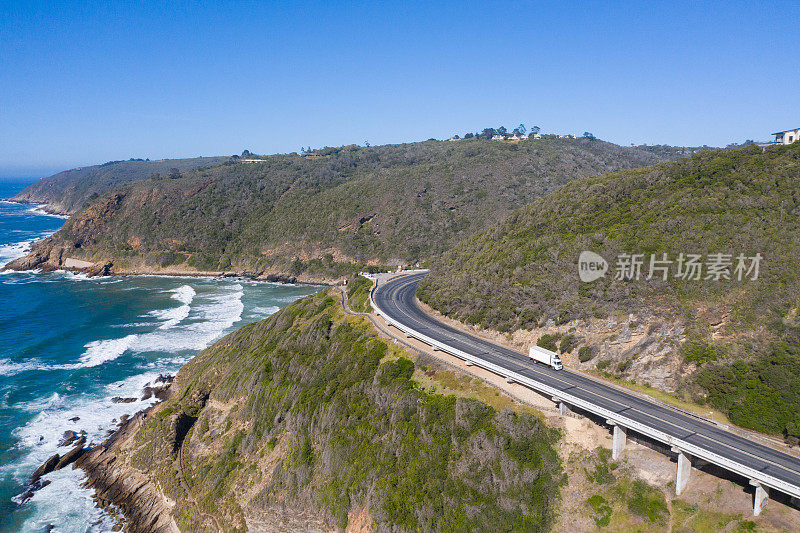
[76,290,562,532]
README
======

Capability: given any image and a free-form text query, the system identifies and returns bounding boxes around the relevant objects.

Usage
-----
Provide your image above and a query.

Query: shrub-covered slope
[91,291,562,532]
[419,143,800,438]
[10,157,230,214]
[7,139,684,277]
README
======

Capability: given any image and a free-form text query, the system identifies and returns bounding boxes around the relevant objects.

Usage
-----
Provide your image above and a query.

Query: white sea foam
[251,305,280,317]
[170,284,196,305]
[79,334,139,367]
[148,285,196,329]
[0,227,60,268]
[8,372,167,532]
[0,359,79,376]
[26,204,70,219]
[0,239,36,267]
[1,283,246,377]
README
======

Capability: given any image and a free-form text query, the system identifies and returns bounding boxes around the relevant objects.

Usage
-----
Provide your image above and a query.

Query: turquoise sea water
[0,178,319,531]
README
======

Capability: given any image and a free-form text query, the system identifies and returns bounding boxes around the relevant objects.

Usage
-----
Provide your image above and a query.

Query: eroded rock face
[262,273,298,284]
[75,411,180,533]
[55,437,86,470]
[58,430,78,447]
[31,454,60,483]
[3,194,124,274]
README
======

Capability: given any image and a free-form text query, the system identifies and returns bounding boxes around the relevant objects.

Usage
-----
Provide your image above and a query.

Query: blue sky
[1,1,798,177]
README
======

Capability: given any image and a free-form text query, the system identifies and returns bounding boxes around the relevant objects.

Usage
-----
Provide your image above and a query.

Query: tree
[497,126,507,135]
[583,132,595,140]
[242,149,251,157]
[517,123,527,135]
[530,126,541,135]
[481,128,495,140]
[168,167,181,179]
[464,132,474,139]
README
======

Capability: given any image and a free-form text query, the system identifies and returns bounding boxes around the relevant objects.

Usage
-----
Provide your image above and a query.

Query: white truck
[529,345,563,370]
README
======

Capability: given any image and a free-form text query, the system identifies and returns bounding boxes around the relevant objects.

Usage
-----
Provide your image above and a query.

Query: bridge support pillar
[552,397,569,415]
[675,451,691,495]
[751,482,769,516]
[611,424,627,460]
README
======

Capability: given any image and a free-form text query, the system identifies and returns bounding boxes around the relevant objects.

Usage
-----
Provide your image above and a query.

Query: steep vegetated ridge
[418,143,800,440]
[6,139,685,279]
[11,157,230,215]
[78,291,562,532]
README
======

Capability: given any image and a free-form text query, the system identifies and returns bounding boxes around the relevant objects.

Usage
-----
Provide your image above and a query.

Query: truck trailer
[529,345,563,370]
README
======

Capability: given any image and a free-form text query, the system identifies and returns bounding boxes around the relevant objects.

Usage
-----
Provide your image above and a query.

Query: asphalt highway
[373,272,800,494]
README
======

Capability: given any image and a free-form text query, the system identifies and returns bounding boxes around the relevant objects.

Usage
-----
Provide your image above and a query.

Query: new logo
[578,251,608,282]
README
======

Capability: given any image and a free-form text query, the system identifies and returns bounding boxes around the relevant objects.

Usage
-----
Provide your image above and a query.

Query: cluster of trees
[452,123,542,140]
[698,340,800,441]
[100,157,151,167]
[451,124,595,141]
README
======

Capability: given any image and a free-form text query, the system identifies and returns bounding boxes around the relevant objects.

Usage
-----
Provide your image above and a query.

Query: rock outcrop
[30,454,60,483]
[75,411,180,533]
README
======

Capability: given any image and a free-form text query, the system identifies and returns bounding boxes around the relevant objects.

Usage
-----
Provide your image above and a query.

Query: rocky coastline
[2,234,340,285]
[3,197,72,217]
[22,376,177,532]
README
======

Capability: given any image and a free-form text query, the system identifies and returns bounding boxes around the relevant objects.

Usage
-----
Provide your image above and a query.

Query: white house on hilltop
[772,128,800,145]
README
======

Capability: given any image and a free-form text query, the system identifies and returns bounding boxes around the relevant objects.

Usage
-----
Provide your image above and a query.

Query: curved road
[373,272,800,497]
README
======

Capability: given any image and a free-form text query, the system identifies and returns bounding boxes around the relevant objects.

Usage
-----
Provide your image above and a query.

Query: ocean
[0,178,320,531]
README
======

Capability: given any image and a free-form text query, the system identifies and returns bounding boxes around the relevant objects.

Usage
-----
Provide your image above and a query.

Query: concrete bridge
[371,272,800,516]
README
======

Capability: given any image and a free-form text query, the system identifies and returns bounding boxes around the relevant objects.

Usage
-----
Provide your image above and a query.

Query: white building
[772,128,800,145]
[491,134,505,141]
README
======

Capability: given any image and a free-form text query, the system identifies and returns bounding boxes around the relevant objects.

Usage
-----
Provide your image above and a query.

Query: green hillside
[7,138,684,277]
[418,143,800,438]
[10,156,231,214]
[115,291,562,531]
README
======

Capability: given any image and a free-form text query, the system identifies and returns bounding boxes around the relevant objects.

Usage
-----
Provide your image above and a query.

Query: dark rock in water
[153,385,171,401]
[69,416,80,422]
[58,430,78,447]
[264,273,297,284]
[31,453,60,483]
[12,479,51,505]
[119,414,130,425]
[79,430,87,436]
[55,437,86,470]
[155,374,173,384]
[111,396,137,404]
[142,381,172,402]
